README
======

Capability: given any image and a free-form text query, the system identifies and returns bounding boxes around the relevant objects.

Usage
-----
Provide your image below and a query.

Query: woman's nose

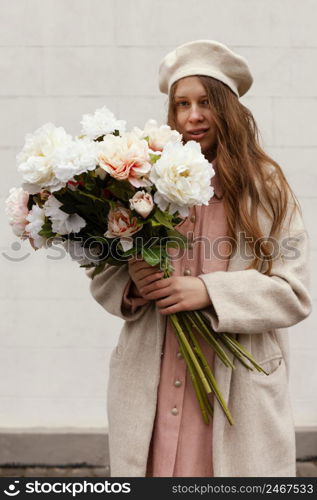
[188,105,204,121]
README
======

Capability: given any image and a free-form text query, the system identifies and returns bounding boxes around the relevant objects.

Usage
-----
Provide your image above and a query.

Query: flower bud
[129,190,154,218]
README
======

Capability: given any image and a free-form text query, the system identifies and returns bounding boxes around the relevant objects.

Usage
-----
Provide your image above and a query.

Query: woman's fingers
[157,303,182,315]
[130,267,161,284]
[129,257,161,274]
[156,295,178,308]
[138,271,164,287]
[135,265,161,278]
[140,277,171,299]
[142,287,171,301]
[128,256,166,296]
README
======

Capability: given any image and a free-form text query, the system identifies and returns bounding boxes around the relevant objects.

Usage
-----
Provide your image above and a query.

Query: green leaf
[153,207,175,229]
[75,190,107,204]
[58,204,77,215]
[121,247,137,257]
[165,228,188,248]
[84,176,96,191]
[142,246,162,267]
[148,218,163,228]
[38,220,56,238]
[107,180,135,201]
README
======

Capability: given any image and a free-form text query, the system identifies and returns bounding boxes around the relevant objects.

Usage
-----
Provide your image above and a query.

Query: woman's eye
[201,99,209,105]
[176,101,188,106]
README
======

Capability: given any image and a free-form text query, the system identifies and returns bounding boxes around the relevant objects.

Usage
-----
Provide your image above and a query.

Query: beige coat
[85,195,312,477]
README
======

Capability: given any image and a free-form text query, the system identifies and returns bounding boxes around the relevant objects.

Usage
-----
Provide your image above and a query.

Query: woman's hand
[139,275,212,314]
[127,255,164,299]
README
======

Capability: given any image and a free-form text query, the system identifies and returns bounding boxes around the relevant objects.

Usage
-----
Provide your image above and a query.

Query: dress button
[190,214,196,223]
[174,379,182,388]
[183,268,191,276]
[188,242,193,249]
[161,351,164,357]
[176,351,183,359]
[171,407,179,416]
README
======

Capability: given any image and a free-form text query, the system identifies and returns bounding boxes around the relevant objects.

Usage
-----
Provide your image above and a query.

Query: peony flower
[5,187,29,237]
[25,204,46,248]
[80,106,126,140]
[149,140,214,217]
[129,190,154,218]
[97,132,152,188]
[52,137,98,185]
[104,205,143,251]
[43,195,86,235]
[17,123,73,194]
[131,119,182,152]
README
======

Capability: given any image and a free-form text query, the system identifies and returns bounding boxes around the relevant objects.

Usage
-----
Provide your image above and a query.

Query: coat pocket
[250,354,284,379]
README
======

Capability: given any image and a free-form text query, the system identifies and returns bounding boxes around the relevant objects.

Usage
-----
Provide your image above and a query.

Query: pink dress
[122,167,230,477]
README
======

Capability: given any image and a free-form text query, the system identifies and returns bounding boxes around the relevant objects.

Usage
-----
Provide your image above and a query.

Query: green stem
[176,332,210,425]
[199,310,269,375]
[187,311,235,369]
[220,334,269,375]
[169,314,212,395]
[181,314,234,426]
[196,373,214,418]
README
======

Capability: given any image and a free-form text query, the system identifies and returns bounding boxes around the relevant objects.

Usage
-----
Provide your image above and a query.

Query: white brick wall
[1,0,316,431]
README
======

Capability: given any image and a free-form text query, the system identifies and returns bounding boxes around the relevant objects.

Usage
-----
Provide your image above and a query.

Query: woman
[86,40,312,477]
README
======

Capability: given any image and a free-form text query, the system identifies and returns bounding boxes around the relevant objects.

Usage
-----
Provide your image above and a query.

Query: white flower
[17,123,73,194]
[96,132,152,188]
[129,190,154,218]
[132,119,182,152]
[5,187,29,237]
[25,204,46,248]
[53,137,98,184]
[80,106,126,140]
[149,140,214,217]
[119,237,134,252]
[63,239,101,265]
[43,195,86,235]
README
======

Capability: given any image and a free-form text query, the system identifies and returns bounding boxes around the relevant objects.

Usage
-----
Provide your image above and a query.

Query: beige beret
[158,40,253,97]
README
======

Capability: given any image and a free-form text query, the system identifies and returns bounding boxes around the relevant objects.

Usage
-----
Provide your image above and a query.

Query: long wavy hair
[167,75,300,275]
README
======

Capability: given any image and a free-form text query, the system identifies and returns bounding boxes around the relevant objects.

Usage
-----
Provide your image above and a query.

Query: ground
[0,461,316,477]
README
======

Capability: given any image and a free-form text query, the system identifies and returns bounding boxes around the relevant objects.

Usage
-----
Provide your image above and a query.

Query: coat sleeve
[85,263,151,321]
[198,201,312,334]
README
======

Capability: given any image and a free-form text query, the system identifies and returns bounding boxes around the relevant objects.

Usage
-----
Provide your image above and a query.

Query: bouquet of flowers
[5,106,268,425]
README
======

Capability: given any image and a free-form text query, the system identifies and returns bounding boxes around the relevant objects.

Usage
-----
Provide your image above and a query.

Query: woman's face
[173,76,217,160]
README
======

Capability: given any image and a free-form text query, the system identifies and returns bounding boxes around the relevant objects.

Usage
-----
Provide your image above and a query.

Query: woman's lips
[187,129,209,140]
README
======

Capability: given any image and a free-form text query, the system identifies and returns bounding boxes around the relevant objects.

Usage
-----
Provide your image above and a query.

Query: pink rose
[129,190,154,218]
